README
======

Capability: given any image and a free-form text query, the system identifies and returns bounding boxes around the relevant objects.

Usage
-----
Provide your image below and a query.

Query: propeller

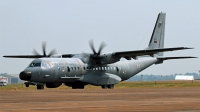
[32,42,57,58]
[89,40,106,60]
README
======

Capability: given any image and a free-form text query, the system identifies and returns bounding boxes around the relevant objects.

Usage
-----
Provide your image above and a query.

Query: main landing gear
[101,84,114,89]
[72,85,85,89]
[37,85,44,90]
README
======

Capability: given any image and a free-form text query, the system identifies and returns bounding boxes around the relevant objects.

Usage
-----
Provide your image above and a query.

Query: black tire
[101,85,108,89]
[107,84,114,89]
[72,86,78,89]
[72,85,84,89]
[79,85,84,89]
[25,83,29,87]
[37,85,44,90]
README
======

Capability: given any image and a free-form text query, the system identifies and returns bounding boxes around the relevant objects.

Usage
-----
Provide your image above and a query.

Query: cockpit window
[41,62,51,68]
[29,63,41,67]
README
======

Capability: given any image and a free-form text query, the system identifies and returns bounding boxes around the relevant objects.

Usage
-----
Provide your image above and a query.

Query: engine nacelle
[100,53,120,64]
[50,54,63,58]
[46,83,62,88]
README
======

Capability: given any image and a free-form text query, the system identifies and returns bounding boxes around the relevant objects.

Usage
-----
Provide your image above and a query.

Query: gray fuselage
[24,57,158,85]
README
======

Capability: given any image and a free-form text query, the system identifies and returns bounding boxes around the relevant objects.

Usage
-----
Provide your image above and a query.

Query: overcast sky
[0,0,199,75]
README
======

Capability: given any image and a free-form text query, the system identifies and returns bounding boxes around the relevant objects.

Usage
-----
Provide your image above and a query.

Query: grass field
[0,80,200,90]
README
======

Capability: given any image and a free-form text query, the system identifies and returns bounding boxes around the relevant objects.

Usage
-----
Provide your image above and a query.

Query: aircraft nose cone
[19,71,32,80]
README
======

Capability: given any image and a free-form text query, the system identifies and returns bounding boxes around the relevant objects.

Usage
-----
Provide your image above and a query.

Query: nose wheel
[25,83,29,87]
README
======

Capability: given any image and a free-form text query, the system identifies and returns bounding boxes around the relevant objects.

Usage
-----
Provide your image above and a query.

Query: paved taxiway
[1,88,200,112]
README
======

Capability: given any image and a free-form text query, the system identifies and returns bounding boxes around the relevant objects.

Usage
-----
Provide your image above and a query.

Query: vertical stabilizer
[148,12,166,56]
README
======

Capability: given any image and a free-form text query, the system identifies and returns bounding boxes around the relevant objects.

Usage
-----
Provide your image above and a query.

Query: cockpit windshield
[29,62,41,67]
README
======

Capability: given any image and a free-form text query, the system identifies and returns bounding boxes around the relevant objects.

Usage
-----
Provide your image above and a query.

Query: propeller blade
[89,40,97,55]
[48,49,57,57]
[32,48,40,55]
[97,41,106,55]
[42,42,47,57]
[81,52,90,63]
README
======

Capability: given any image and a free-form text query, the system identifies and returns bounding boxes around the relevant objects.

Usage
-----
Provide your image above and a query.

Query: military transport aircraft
[3,12,196,90]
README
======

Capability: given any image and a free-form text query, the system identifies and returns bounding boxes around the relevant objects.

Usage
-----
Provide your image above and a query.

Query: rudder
[148,12,166,56]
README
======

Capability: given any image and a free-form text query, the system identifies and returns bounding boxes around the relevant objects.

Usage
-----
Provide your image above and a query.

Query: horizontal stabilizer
[155,56,197,64]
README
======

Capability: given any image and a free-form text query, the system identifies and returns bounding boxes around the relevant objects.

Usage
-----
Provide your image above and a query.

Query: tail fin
[147,12,166,56]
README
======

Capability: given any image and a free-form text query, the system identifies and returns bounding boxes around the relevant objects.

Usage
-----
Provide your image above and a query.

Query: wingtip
[183,47,195,49]
[187,56,198,58]
[192,56,198,58]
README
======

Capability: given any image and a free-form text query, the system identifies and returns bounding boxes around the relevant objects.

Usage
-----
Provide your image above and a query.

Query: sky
[0,0,199,75]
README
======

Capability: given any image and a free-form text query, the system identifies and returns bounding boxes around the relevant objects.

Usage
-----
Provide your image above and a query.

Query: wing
[3,55,44,58]
[3,47,193,59]
[3,54,73,58]
[113,47,193,58]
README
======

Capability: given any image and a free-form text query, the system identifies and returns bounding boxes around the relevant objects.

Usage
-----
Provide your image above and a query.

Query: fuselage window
[67,67,70,72]
[104,67,107,70]
[96,68,98,70]
[71,67,73,70]
[78,67,79,70]
[99,67,101,70]
[74,67,76,70]
[83,67,86,70]
[102,67,104,70]
[116,67,119,72]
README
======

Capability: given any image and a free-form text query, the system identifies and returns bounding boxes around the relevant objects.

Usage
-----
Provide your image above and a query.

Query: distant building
[0,74,23,84]
[175,75,194,80]
[0,76,8,86]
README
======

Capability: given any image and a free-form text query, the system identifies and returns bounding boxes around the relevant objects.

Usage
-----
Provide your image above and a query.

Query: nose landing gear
[25,83,29,87]
[24,82,44,90]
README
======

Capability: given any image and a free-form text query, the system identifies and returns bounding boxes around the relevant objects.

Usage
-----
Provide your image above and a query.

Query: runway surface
[1,88,200,112]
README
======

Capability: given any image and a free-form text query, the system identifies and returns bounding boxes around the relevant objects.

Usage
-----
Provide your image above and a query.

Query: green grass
[116,80,200,88]
[0,80,200,90]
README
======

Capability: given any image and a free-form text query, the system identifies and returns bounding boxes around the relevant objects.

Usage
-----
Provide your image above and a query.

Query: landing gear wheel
[101,85,108,89]
[72,86,78,89]
[107,84,114,89]
[37,85,44,90]
[79,85,84,89]
[25,83,29,87]
[72,85,85,89]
